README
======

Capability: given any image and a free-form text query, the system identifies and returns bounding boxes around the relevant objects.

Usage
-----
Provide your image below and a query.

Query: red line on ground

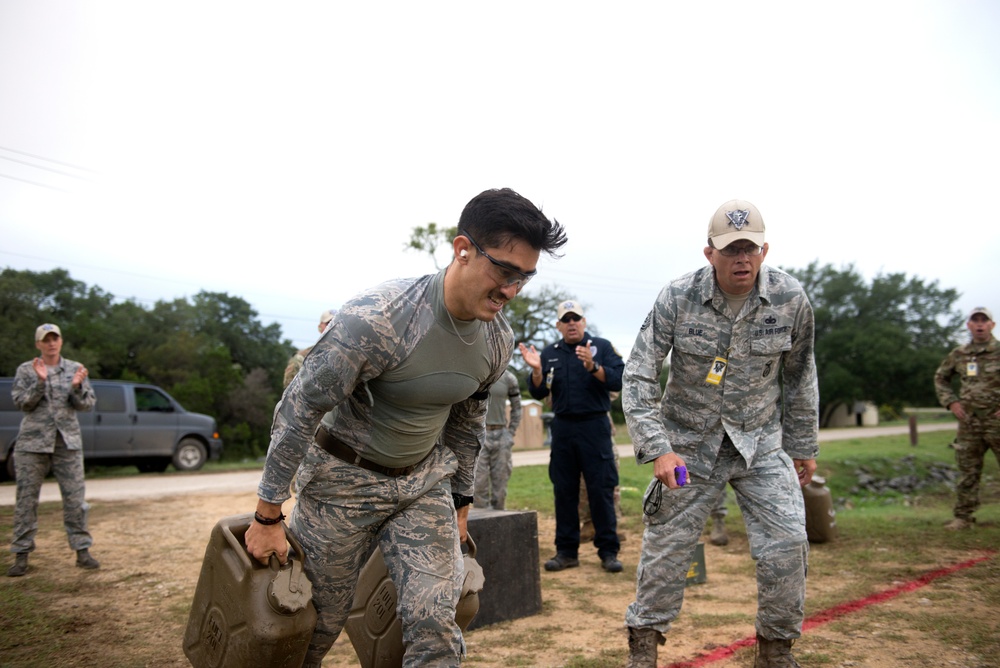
[661,551,996,668]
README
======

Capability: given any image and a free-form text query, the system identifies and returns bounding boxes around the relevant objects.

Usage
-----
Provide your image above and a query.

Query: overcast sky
[1,1,998,357]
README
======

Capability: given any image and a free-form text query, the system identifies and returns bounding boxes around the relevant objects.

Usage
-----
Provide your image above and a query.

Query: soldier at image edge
[933,306,999,530]
[245,188,567,667]
[622,199,819,668]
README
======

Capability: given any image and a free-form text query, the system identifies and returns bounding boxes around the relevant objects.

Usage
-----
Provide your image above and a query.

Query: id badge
[706,357,728,385]
[967,362,978,377]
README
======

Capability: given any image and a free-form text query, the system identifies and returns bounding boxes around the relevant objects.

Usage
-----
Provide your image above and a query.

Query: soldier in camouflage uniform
[282,309,338,388]
[7,323,100,577]
[933,306,1000,530]
[622,200,818,668]
[245,188,566,668]
[473,369,522,510]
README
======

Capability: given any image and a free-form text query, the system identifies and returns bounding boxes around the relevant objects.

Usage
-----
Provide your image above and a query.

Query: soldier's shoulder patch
[640,310,653,331]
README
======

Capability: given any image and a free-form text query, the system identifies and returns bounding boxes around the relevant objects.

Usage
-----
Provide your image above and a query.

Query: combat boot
[7,553,28,577]
[710,517,729,546]
[944,517,973,530]
[76,549,100,570]
[626,626,664,668]
[754,634,801,668]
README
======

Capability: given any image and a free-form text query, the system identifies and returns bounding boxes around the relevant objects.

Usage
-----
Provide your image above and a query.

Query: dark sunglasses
[559,313,582,323]
[461,230,537,289]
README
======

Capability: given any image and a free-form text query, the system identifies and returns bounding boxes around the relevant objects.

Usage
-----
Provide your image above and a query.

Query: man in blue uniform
[520,300,626,573]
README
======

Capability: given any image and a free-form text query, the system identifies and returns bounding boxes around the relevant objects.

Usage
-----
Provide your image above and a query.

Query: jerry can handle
[462,532,477,559]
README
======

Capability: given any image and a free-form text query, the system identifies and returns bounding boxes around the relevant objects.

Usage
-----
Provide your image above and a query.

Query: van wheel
[172,438,207,472]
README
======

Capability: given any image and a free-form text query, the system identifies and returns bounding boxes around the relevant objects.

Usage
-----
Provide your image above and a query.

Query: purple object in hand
[675,465,687,486]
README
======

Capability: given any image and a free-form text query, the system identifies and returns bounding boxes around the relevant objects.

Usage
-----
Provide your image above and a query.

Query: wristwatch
[589,362,601,374]
[452,493,475,509]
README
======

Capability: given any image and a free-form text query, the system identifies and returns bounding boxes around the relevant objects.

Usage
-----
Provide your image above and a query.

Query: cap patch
[726,209,751,230]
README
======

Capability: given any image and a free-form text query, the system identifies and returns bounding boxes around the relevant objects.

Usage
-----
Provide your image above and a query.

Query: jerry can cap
[268,555,313,615]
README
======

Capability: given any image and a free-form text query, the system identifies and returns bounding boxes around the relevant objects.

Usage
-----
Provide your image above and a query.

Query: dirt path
[0,423,957,507]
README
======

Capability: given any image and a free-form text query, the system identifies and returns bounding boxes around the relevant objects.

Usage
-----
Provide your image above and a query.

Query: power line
[0,154,93,181]
[0,145,95,173]
[0,172,71,193]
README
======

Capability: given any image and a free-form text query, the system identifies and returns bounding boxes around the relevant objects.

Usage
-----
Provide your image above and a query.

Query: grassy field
[511,429,1000,561]
[502,427,1000,666]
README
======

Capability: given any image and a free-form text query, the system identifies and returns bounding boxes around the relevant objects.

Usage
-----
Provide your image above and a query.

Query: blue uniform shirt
[528,332,624,416]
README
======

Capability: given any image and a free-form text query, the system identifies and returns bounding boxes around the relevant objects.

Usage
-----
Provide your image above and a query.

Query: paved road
[0,422,956,506]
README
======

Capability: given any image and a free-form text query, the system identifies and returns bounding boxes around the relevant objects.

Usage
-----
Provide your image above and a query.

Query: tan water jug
[802,475,838,543]
[343,533,485,668]
[183,513,317,668]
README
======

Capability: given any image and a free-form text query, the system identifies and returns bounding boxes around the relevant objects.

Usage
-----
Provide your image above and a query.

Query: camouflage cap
[708,199,765,249]
[556,300,584,320]
[969,307,993,321]
[35,323,62,341]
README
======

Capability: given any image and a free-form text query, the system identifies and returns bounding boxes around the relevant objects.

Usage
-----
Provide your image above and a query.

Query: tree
[0,268,117,375]
[503,285,575,372]
[784,262,963,421]
[190,291,290,389]
[404,223,458,270]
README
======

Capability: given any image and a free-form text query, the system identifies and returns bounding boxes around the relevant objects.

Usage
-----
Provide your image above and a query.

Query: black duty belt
[315,429,423,477]
[554,411,607,422]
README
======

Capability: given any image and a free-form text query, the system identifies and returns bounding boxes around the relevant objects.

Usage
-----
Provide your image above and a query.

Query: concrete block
[466,508,543,629]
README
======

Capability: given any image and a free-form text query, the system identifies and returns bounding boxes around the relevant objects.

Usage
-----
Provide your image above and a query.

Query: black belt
[554,411,606,422]
[315,429,422,477]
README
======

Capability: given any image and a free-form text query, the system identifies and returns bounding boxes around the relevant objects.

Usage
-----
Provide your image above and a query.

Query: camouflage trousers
[952,415,1000,520]
[291,445,465,667]
[10,437,93,554]
[473,428,514,510]
[626,438,808,640]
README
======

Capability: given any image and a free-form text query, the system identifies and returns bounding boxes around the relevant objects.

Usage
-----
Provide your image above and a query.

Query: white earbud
[460,250,468,258]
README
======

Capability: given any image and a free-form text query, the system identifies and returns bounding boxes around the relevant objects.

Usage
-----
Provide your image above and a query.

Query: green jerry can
[183,513,317,668]
[343,533,486,668]
[802,475,838,543]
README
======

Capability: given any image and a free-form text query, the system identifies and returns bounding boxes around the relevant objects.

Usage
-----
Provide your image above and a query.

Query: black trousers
[549,414,620,558]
